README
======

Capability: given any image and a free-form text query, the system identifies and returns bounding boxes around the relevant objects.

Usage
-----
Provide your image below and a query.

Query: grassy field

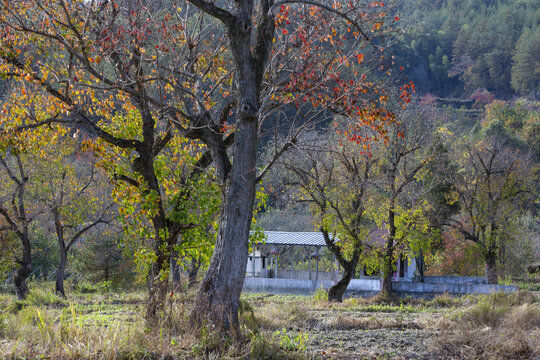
[0,282,539,359]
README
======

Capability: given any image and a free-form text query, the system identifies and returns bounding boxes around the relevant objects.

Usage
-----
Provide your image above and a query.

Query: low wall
[423,276,487,284]
[242,277,517,296]
[393,281,516,295]
[243,278,319,295]
[275,270,335,281]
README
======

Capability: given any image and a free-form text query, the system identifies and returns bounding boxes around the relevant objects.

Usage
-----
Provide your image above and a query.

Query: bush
[428,293,461,308]
[458,299,508,327]
[312,287,328,301]
[273,328,308,352]
[75,281,98,294]
[97,280,113,293]
[25,287,66,307]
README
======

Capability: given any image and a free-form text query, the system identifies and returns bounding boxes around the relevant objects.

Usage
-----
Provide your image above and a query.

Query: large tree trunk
[485,252,498,284]
[189,0,274,333]
[190,117,258,332]
[328,266,355,302]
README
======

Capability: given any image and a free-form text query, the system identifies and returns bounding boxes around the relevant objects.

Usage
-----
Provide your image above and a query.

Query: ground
[0,282,539,359]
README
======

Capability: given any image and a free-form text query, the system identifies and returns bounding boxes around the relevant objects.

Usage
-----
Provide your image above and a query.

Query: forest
[0,0,538,359]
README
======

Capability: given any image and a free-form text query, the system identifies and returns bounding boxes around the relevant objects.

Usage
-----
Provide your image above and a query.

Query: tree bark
[1,155,33,300]
[416,252,425,282]
[321,230,361,302]
[171,253,182,291]
[328,266,355,302]
[53,208,67,297]
[381,269,393,294]
[134,147,174,320]
[14,224,32,300]
[147,260,169,319]
[55,246,67,297]
[187,255,201,288]
[190,3,266,333]
[381,203,397,295]
[190,116,258,332]
[14,255,31,300]
[485,252,498,284]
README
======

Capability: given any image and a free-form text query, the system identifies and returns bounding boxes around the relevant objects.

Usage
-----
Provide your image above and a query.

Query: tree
[444,135,536,284]
[282,131,374,302]
[0,219,18,281]
[0,0,221,319]
[33,138,114,297]
[511,27,540,96]
[367,98,439,294]
[72,228,132,284]
[0,149,38,299]
[0,0,399,331]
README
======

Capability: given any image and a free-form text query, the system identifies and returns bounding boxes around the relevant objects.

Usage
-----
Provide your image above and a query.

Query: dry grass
[254,301,317,330]
[503,303,540,330]
[0,284,307,360]
[324,314,421,330]
[434,292,540,360]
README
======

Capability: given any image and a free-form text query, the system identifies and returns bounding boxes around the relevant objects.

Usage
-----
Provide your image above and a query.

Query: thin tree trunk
[486,252,498,284]
[382,223,395,294]
[135,150,174,321]
[321,230,362,303]
[382,204,396,295]
[146,251,170,319]
[55,247,67,297]
[417,252,425,282]
[382,269,393,294]
[14,254,31,300]
[187,255,201,288]
[53,208,68,297]
[171,252,182,291]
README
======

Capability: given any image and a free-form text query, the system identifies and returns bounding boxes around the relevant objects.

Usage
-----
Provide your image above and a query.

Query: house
[246,250,265,277]
[246,231,330,280]
[393,254,418,282]
[246,230,419,282]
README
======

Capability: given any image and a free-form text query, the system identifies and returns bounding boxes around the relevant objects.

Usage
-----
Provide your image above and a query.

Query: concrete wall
[243,278,319,295]
[275,270,335,281]
[392,281,516,295]
[242,277,517,296]
[423,276,487,284]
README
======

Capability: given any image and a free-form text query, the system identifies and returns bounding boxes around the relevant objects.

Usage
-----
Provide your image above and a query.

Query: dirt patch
[247,292,539,360]
[304,309,442,359]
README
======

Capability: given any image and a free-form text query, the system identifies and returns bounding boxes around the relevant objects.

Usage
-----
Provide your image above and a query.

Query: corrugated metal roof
[257,231,330,247]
